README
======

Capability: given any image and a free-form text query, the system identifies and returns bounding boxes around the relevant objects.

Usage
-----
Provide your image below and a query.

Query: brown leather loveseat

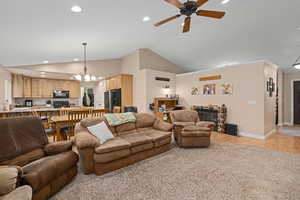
[74,113,173,175]
[0,117,79,200]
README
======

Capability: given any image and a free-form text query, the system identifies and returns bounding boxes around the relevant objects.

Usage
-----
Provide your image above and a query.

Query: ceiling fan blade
[196,0,208,6]
[196,10,226,19]
[154,14,181,27]
[183,17,191,33]
[164,0,184,8]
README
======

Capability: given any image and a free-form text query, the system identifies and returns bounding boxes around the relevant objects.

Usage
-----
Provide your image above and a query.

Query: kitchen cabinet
[12,73,81,99]
[105,74,133,112]
[12,74,24,98]
[23,77,32,98]
[31,79,43,98]
[106,75,122,90]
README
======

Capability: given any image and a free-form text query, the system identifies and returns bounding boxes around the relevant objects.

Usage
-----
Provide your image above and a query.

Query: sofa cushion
[115,123,136,134]
[0,149,45,167]
[44,141,73,156]
[80,117,103,128]
[22,151,78,191]
[93,149,130,163]
[0,167,18,196]
[142,129,172,142]
[154,137,172,147]
[0,117,48,163]
[170,110,199,123]
[135,113,156,128]
[196,121,216,128]
[130,143,154,154]
[120,134,152,147]
[153,120,173,132]
[173,122,195,127]
[95,138,131,154]
[182,126,210,132]
[181,131,211,137]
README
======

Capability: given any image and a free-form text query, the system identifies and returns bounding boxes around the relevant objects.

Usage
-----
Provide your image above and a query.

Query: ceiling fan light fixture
[221,0,230,4]
[293,63,300,69]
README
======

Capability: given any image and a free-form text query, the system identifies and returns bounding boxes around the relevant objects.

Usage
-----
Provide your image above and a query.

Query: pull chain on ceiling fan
[154,0,226,33]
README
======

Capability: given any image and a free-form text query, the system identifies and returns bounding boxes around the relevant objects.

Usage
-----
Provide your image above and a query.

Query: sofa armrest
[196,121,216,129]
[153,120,173,132]
[75,130,99,150]
[43,140,73,156]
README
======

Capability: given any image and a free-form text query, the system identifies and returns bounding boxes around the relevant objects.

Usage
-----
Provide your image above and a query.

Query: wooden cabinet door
[70,81,81,98]
[12,74,24,98]
[40,79,52,98]
[23,77,32,98]
[31,79,42,98]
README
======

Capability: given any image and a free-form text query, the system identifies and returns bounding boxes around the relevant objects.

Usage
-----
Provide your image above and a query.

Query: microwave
[53,90,70,99]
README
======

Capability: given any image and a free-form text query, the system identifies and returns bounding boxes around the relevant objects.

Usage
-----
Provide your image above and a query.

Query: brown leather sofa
[170,110,215,147]
[0,117,79,200]
[74,113,173,175]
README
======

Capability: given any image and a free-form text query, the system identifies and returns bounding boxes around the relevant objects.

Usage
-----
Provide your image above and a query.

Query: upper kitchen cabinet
[106,75,123,90]
[31,78,43,98]
[12,74,81,99]
[23,76,32,98]
[12,74,24,98]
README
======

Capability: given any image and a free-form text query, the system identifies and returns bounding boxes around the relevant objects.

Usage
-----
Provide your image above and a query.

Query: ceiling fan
[154,0,226,33]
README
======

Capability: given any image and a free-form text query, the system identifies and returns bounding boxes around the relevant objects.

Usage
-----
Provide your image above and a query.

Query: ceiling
[1,0,300,72]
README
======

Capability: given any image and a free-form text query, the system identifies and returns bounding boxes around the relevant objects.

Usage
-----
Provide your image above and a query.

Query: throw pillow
[87,122,114,144]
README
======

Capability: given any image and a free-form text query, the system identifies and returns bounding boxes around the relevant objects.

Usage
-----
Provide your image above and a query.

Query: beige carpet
[51,143,300,200]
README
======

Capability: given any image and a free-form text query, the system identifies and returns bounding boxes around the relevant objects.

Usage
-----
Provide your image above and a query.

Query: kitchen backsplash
[14,98,81,107]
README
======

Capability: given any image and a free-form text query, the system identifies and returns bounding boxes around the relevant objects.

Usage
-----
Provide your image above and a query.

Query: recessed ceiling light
[40,72,46,75]
[143,16,150,22]
[221,0,230,4]
[73,58,79,62]
[43,60,49,64]
[71,5,82,13]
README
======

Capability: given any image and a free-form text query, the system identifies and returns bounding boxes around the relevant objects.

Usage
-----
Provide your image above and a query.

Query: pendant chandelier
[293,56,300,69]
[74,42,97,81]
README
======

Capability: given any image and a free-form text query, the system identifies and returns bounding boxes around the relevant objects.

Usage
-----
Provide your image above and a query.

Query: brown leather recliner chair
[170,110,215,148]
[0,117,79,200]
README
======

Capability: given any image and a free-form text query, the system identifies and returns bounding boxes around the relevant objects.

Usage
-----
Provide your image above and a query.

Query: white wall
[145,69,176,112]
[0,67,12,111]
[176,62,268,138]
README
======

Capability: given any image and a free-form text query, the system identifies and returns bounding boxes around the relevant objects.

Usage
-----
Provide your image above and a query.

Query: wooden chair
[60,107,72,116]
[65,110,90,140]
[31,110,39,118]
[113,106,121,113]
[91,109,108,117]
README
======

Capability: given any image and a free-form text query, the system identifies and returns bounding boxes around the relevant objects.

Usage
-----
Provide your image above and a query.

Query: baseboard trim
[283,122,293,126]
[238,129,276,140]
[265,128,276,139]
[238,132,265,140]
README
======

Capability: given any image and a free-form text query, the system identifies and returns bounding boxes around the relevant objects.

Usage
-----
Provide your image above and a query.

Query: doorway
[293,81,300,124]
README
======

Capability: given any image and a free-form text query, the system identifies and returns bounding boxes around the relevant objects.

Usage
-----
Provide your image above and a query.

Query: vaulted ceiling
[1,0,300,72]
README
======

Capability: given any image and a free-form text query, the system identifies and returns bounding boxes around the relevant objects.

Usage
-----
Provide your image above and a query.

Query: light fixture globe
[293,56,300,69]
[293,63,300,69]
